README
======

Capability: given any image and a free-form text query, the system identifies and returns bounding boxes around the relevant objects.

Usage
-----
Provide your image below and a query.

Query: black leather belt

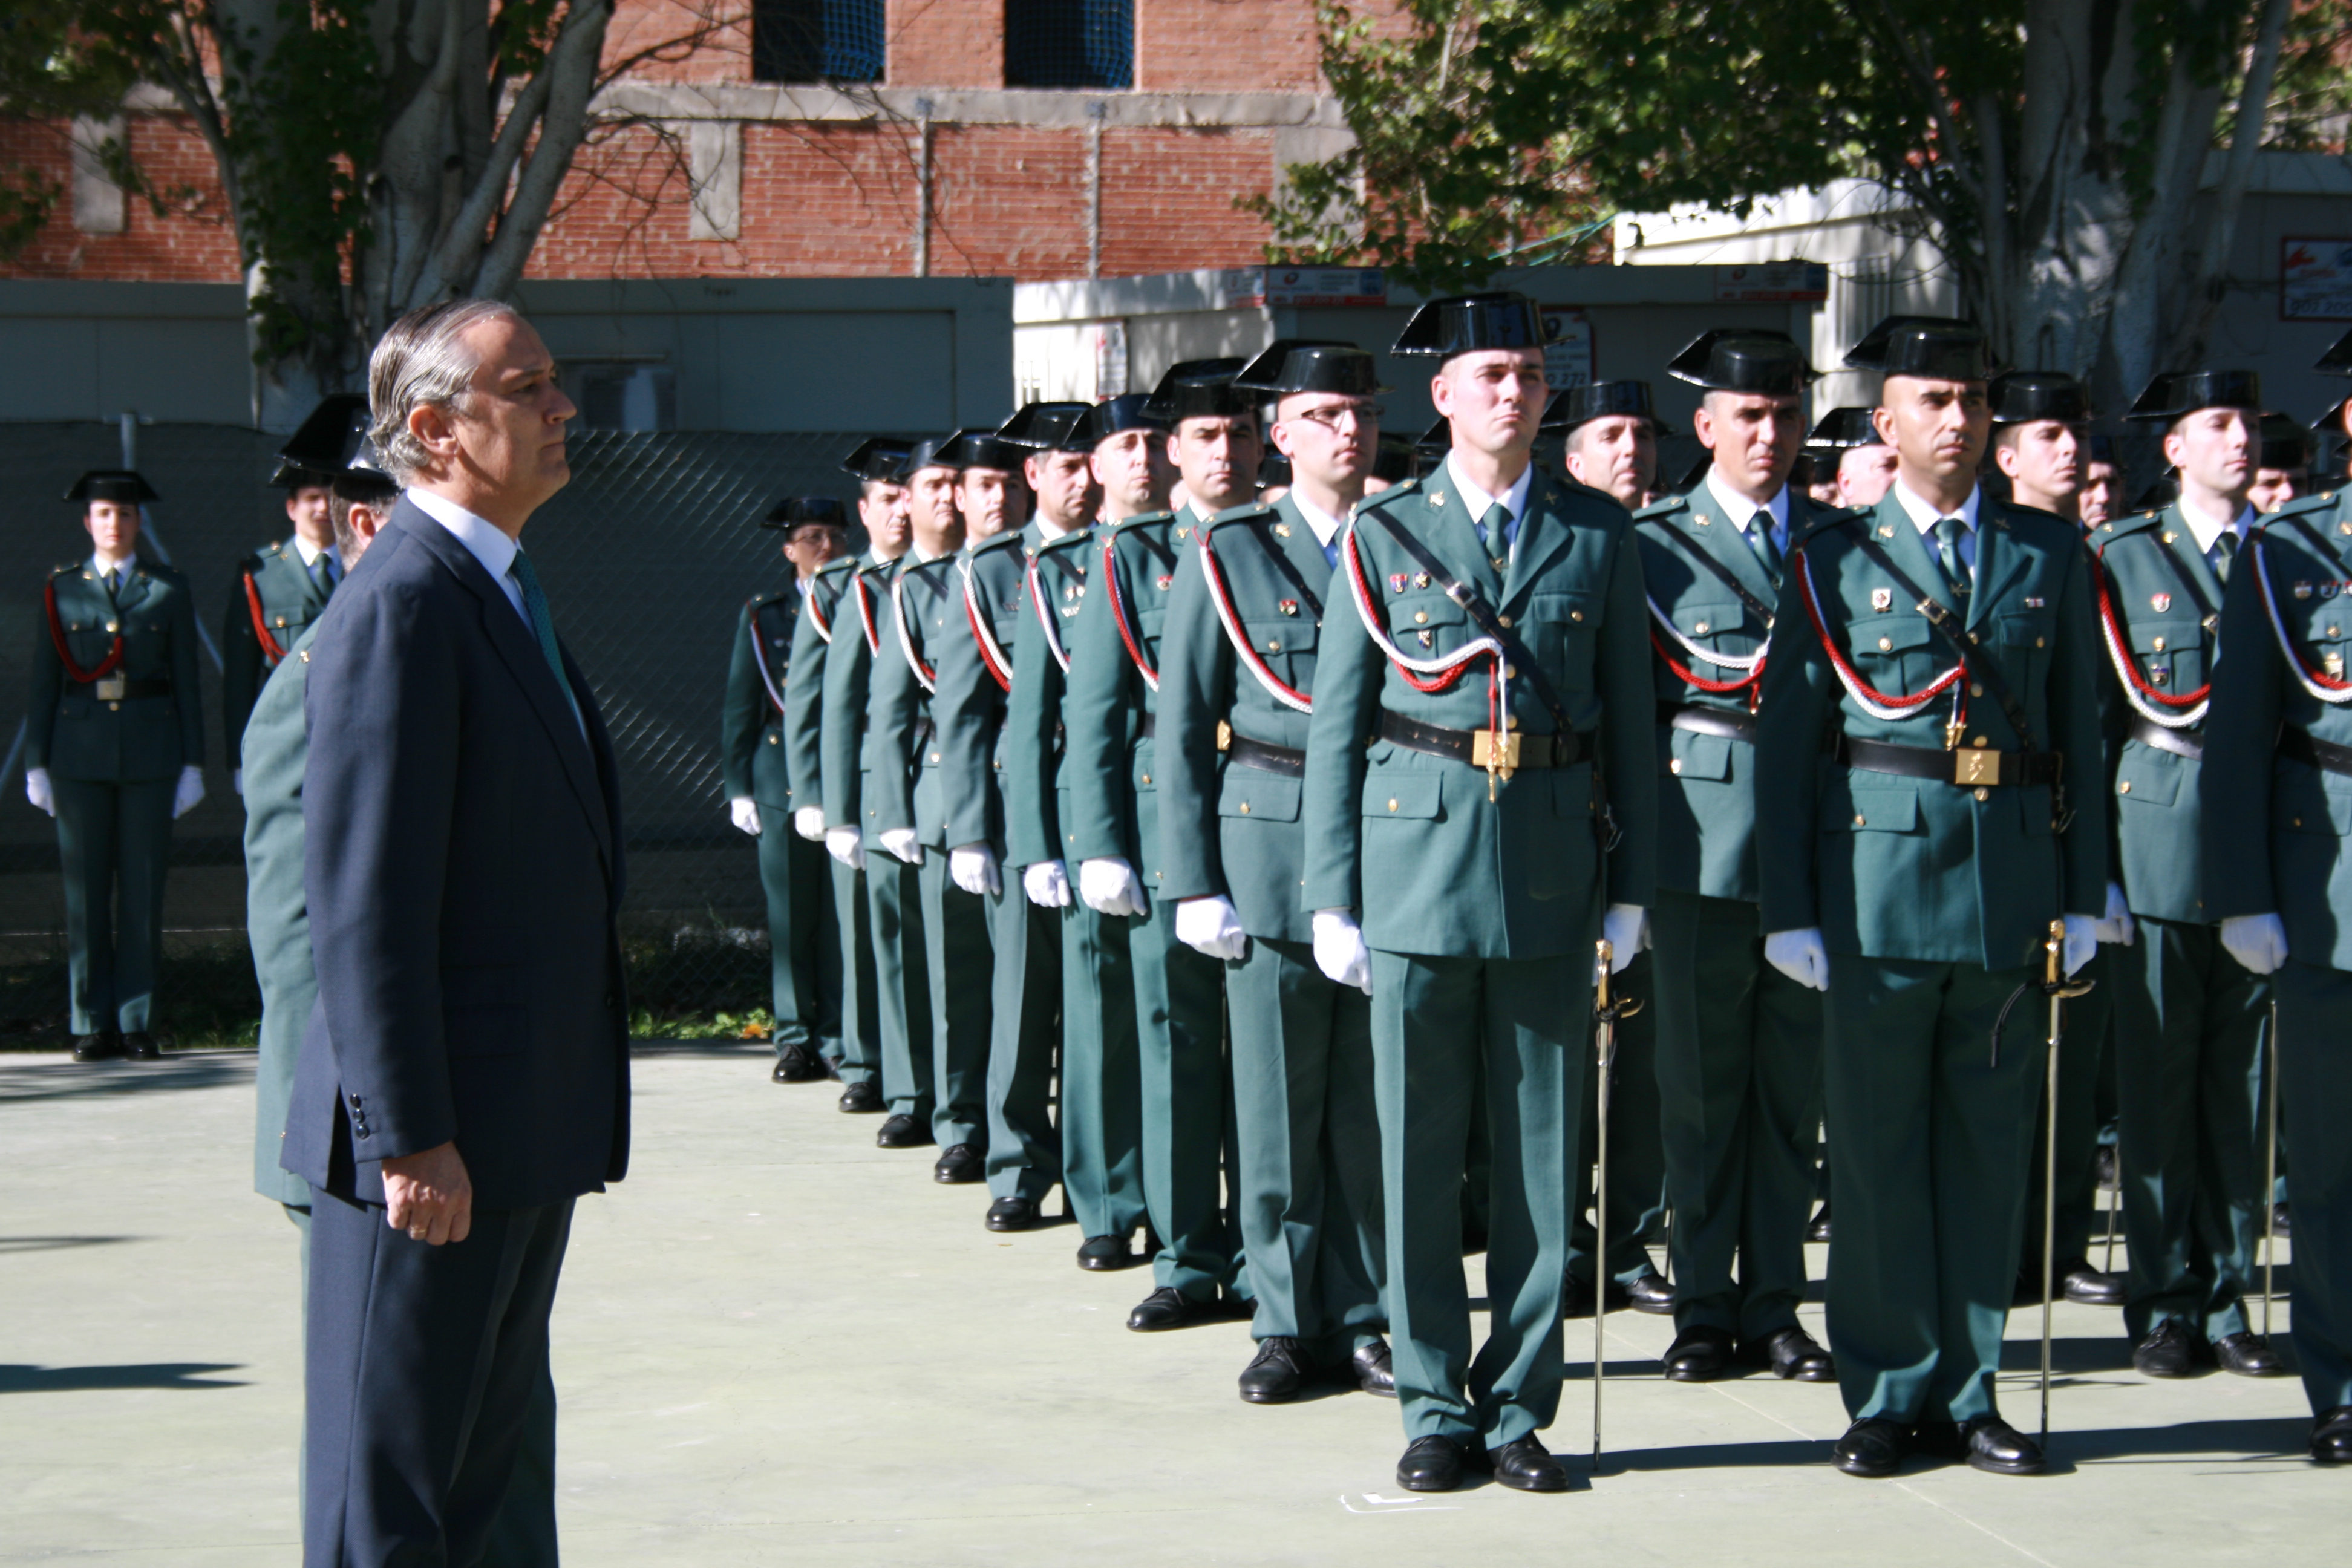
[2280,724,2352,777]
[1658,702,1755,743]
[1826,732,2062,789]
[1379,710,1589,769]
[76,677,171,701]
[2128,716,2204,761]
[1217,720,1304,777]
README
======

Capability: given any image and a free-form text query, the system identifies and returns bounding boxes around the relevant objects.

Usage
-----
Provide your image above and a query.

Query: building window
[1005,0,1134,90]
[566,363,677,432]
[751,0,884,83]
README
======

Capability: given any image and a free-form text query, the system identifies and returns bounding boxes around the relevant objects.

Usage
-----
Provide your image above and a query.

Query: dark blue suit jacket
[282,501,630,1210]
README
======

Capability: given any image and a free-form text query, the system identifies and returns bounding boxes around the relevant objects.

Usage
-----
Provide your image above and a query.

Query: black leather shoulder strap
[1834,518,2042,760]
[1643,513,1773,628]
[1367,509,1575,737]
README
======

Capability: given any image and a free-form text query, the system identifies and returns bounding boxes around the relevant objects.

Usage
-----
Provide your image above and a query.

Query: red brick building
[3,0,1371,287]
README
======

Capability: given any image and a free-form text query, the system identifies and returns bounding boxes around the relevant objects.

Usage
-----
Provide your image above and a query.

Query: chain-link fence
[0,422,884,1043]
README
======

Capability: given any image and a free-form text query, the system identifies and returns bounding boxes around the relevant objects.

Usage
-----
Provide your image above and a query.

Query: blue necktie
[510,550,581,731]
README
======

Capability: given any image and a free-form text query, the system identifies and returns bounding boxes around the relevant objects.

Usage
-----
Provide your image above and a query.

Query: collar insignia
[1429,491,1447,509]
[1274,523,1292,538]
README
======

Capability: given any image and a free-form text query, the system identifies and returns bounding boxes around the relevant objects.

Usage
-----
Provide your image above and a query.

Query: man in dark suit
[283,298,629,1566]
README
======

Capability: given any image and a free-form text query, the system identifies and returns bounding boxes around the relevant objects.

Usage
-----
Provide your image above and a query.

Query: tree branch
[474,0,612,298]
[2185,0,2291,336]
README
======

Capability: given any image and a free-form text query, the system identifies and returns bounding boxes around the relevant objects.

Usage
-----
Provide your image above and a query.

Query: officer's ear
[408,398,464,465]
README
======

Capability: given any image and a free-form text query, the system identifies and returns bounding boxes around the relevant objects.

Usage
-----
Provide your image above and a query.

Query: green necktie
[510,549,582,732]
[2211,531,2237,586]
[1477,501,1515,566]
[1748,510,1783,580]
[1933,517,1971,597]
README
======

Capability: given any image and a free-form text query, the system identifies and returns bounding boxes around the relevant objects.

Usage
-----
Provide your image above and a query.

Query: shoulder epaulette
[143,560,189,583]
[1035,525,1097,558]
[51,562,81,578]
[2267,488,2342,523]
[1200,502,1279,538]
[1792,505,1863,546]
[1632,492,1691,522]
[1364,475,1422,506]
[2095,509,2164,543]
[1108,509,1175,537]
[855,556,898,580]
[814,555,859,580]
[969,529,1025,560]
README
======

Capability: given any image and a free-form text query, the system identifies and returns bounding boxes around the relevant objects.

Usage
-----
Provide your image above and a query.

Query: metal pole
[2102,1142,2121,1275]
[2264,999,2281,1343]
[1590,939,1641,1468]
[1085,102,1105,283]
[913,99,933,279]
[2038,920,2095,1451]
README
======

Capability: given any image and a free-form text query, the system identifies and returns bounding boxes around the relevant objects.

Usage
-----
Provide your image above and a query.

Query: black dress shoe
[70,1032,123,1062]
[2133,1316,2206,1379]
[932,1143,984,1183]
[1746,1324,1837,1382]
[1807,1203,1832,1244]
[1662,1325,1737,1382]
[1076,1233,1135,1271]
[2059,1258,2126,1307]
[1561,1273,1596,1319]
[1128,1285,1215,1331]
[1624,1267,1676,1315]
[771,1043,825,1083]
[1240,1336,1311,1403]
[2312,1406,2352,1465]
[985,1195,1040,1232]
[875,1113,933,1149]
[1832,1417,1908,1478]
[1396,1435,1471,1492]
[1954,1415,2043,1475]
[1489,1434,1569,1492]
[120,1031,161,1060]
[2213,1331,2287,1377]
[1351,1338,1397,1397]
[837,1079,884,1114]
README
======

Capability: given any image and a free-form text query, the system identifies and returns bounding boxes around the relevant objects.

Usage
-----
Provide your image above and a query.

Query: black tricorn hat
[2133,472,2181,512]
[2315,328,2352,378]
[1989,371,2093,426]
[2126,370,2263,422]
[1232,339,1388,398]
[1257,450,1293,489]
[2085,433,2118,465]
[936,427,1029,472]
[1415,417,1453,462]
[840,437,912,485]
[1371,435,1419,483]
[1674,451,1714,493]
[1666,330,1815,396]
[762,495,849,531]
[274,391,398,492]
[1144,358,1256,423]
[2259,413,2311,472]
[996,401,1096,454]
[1541,379,1677,436]
[1079,393,1166,448]
[1806,406,1884,449]
[1391,292,1547,359]
[64,469,157,505]
[1844,316,1996,380]
[2312,396,2351,435]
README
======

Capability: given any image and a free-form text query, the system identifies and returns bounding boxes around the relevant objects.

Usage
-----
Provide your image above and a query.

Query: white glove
[1079,855,1147,918]
[1312,907,1373,995]
[1022,859,1073,908]
[729,796,762,835]
[793,805,826,841]
[172,764,205,819]
[950,841,1001,897]
[2092,881,2135,946]
[1601,903,1647,973]
[24,766,53,817]
[1175,895,1249,962]
[2062,913,2097,977]
[1764,928,1830,992]
[879,827,923,865]
[825,826,865,871]
[2221,912,2290,976]
[232,769,243,797]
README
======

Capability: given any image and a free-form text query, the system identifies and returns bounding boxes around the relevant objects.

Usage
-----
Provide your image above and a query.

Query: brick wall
[0,114,240,283]
[887,0,1005,88]
[607,0,753,84]
[1135,0,1321,91]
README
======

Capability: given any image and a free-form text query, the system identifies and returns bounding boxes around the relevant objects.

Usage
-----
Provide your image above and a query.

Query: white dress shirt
[405,487,528,623]
[2176,492,2255,560]
[1288,490,1345,566]
[1443,453,1535,564]
[1705,469,1791,556]
[1890,478,1984,574]
[291,534,341,573]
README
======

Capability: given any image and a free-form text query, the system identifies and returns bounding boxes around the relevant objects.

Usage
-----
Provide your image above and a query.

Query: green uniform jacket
[2201,486,2352,965]
[721,584,805,811]
[1065,509,1203,884]
[785,557,858,815]
[27,558,204,781]
[2091,504,2227,925]
[1753,491,2108,967]
[820,557,895,833]
[1003,525,1100,869]
[222,541,330,766]
[1300,471,1659,957]
[867,553,962,847]
[934,526,1036,853]
[243,625,317,1205]
[1157,494,1335,942]
[1635,483,1848,903]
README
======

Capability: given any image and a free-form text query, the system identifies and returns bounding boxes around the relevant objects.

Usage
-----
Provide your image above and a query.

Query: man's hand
[1765,929,1830,991]
[824,826,864,870]
[729,796,762,836]
[232,769,243,797]
[793,805,826,841]
[949,841,1001,897]
[2221,913,2289,976]
[2062,914,2098,977]
[1022,859,1072,909]
[25,766,53,817]
[2093,881,2135,946]
[1601,903,1647,973]
[1175,895,1249,962]
[1312,907,1372,995]
[878,827,923,865]
[1079,856,1147,918]
[171,764,205,819]
[382,1141,473,1246]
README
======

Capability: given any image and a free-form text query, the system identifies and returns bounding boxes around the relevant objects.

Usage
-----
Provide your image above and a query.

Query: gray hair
[368,298,523,484]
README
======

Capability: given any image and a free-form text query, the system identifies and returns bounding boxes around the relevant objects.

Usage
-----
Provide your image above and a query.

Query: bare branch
[475,0,614,298]
[2184,0,2292,339]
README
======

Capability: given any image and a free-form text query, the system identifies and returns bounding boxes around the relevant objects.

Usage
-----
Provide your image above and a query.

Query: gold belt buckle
[1215,719,1233,753]
[1471,729,1520,773]
[1952,746,2001,788]
[94,675,126,702]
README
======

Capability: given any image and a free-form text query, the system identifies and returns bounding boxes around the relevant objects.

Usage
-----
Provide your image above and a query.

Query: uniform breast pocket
[2115,744,2182,808]
[1387,594,1463,653]
[1849,613,1936,688]
[1363,771,1443,823]
[1665,727,1732,782]
[1999,610,2056,688]
[1220,769,1300,823]
[1821,780,1921,835]
[1668,598,1748,655]
[1527,592,1598,685]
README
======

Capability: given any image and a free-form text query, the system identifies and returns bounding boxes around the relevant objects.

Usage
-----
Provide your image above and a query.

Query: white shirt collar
[1443,452,1534,523]
[1891,478,1982,535]
[1704,468,1789,537]
[89,552,133,579]
[2175,492,2255,557]
[407,486,519,580]
[866,547,891,569]
[1287,491,1345,548]
[290,534,336,569]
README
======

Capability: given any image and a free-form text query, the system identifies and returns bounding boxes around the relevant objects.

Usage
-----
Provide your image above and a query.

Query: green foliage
[0,0,140,262]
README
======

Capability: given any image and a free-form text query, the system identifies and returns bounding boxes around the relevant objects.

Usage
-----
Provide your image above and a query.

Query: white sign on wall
[1541,308,1595,390]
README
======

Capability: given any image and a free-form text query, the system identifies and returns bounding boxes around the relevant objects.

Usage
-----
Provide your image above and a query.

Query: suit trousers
[757,825,839,1054]
[1373,949,1586,1448]
[918,854,994,1148]
[2113,916,2270,1341]
[867,856,935,1120]
[831,860,881,1085]
[1059,900,1146,1240]
[304,1190,572,1568]
[1132,897,1243,1300]
[1227,936,1383,1351]
[1652,889,1826,1340]
[1822,957,2045,1425]
[1569,947,1668,1290]
[2274,958,2352,1414]
[984,870,1063,1203]
[54,776,174,1034]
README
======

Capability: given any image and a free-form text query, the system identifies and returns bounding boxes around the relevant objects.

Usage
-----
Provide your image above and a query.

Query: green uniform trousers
[2274,959,2352,1414]
[2113,916,2270,1341]
[757,824,839,1055]
[1570,947,1667,1290]
[1132,897,1243,1300]
[867,856,935,1121]
[1227,936,1383,1351]
[984,880,1063,1204]
[2021,947,2111,1274]
[831,860,881,1086]
[1060,900,1146,1240]
[1823,956,2046,1425]
[56,776,175,1035]
[917,857,993,1148]
[1373,949,1587,1448]
[1653,889,1825,1340]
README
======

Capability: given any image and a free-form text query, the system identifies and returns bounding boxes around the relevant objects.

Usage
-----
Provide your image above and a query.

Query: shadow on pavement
[0,1052,253,1104]
[2060,1414,2311,1464]
[0,1235,139,1253]
[0,1362,247,1394]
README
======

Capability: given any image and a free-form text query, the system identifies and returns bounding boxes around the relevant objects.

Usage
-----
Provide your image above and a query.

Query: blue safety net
[1004,0,1134,90]
[751,0,884,83]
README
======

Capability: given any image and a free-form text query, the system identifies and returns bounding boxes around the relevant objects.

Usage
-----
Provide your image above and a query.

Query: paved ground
[0,1044,2332,1566]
